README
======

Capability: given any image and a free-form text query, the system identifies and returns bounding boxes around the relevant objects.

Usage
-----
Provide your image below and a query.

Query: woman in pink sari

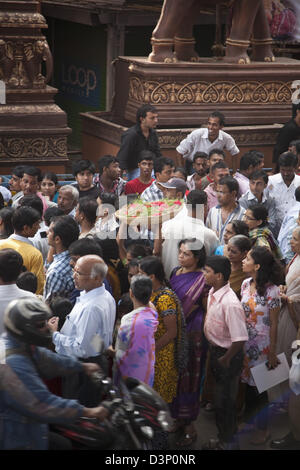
[113,274,158,387]
[169,238,209,447]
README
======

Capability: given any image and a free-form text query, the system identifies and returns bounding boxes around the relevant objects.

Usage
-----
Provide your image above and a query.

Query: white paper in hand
[250,353,290,394]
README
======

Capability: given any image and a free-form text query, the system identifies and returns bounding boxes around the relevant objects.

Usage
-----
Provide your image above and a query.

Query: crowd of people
[1,102,300,451]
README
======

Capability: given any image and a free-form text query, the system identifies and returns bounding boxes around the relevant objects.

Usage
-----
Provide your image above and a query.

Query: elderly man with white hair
[48,254,116,406]
[57,184,79,218]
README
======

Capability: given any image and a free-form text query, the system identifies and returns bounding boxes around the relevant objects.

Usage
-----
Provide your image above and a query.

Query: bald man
[49,255,116,406]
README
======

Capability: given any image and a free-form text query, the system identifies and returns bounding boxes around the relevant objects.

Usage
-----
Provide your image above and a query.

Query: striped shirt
[206,203,245,243]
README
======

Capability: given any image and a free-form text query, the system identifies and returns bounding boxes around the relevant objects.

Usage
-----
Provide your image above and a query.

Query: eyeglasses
[73,269,91,277]
[244,215,256,221]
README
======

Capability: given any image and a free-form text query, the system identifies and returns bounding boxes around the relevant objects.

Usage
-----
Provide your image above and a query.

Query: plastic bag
[289,340,300,395]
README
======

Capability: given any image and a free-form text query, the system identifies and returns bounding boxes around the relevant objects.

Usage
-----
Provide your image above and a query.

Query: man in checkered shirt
[44,215,80,302]
[140,156,175,202]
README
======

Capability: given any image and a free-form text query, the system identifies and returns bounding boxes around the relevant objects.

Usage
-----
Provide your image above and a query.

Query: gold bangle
[226,38,250,47]
[151,37,174,45]
[174,37,195,43]
[251,38,273,45]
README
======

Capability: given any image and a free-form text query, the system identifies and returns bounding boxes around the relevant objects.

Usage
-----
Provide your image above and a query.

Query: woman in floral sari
[169,238,209,447]
[114,274,158,387]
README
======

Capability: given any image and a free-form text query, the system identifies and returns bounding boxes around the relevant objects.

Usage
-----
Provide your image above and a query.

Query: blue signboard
[59,62,100,107]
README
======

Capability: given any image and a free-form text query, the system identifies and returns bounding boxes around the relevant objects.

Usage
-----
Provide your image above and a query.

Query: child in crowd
[203,255,248,450]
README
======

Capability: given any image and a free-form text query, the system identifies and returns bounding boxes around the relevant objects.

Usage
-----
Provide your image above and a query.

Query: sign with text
[59,62,100,107]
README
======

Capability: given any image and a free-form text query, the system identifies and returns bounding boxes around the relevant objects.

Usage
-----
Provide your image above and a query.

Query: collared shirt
[277,201,300,263]
[0,185,11,203]
[11,191,23,204]
[52,285,116,358]
[68,207,76,218]
[44,250,74,301]
[9,233,33,245]
[266,173,300,225]
[94,175,126,197]
[234,171,249,198]
[176,127,239,162]
[117,124,162,171]
[0,284,35,335]
[12,191,24,208]
[186,173,210,191]
[94,214,119,235]
[204,183,218,211]
[204,282,248,349]
[0,235,45,295]
[161,210,219,278]
[141,181,164,201]
[29,221,49,262]
[206,203,245,243]
[238,190,279,237]
[200,174,214,190]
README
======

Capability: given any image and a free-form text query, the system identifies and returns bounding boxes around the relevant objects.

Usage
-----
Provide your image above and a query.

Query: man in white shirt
[267,152,300,227]
[153,190,219,278]
[0,249,35,335]
[277,186,300,263]
[49,254,116,406]
[176,111,239,168]
[50,254,116,358]
[233,151,261,198]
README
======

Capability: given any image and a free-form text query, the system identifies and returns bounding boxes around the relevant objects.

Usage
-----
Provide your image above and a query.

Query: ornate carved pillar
[0,0,70,171]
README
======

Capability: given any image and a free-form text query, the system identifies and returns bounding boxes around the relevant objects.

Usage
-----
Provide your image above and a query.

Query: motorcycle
[52,372,172,450]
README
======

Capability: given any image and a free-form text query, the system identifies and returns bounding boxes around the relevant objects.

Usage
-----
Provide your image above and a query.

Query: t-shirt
[124,178,155,195]
[73,184,101,199]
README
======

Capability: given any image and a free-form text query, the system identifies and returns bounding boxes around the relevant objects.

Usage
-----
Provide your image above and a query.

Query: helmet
[124,377,172,431]
[4,297,53,347]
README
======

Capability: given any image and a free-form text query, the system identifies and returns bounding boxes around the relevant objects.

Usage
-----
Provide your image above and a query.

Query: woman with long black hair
[240,246,285,445]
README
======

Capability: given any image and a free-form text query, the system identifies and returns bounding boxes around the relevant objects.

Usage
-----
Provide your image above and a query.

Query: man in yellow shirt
[0,206,45,294]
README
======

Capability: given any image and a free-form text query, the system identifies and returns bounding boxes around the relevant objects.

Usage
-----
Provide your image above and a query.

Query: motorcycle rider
[0,297,110,450]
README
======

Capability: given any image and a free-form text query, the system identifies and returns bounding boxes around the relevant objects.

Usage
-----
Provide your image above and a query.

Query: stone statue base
[0,85,70,173]
[112,56,299,127]
[80,55,299,170]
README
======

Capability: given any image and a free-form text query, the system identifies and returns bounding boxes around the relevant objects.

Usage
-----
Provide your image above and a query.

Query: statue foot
[174,37,200,62]
[225,39,251,65]
[251,39,275,63]
[251,48,275,62]
[148,37,176,63]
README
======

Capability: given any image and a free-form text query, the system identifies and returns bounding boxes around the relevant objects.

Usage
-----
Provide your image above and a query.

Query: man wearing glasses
[48,254,116,407]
